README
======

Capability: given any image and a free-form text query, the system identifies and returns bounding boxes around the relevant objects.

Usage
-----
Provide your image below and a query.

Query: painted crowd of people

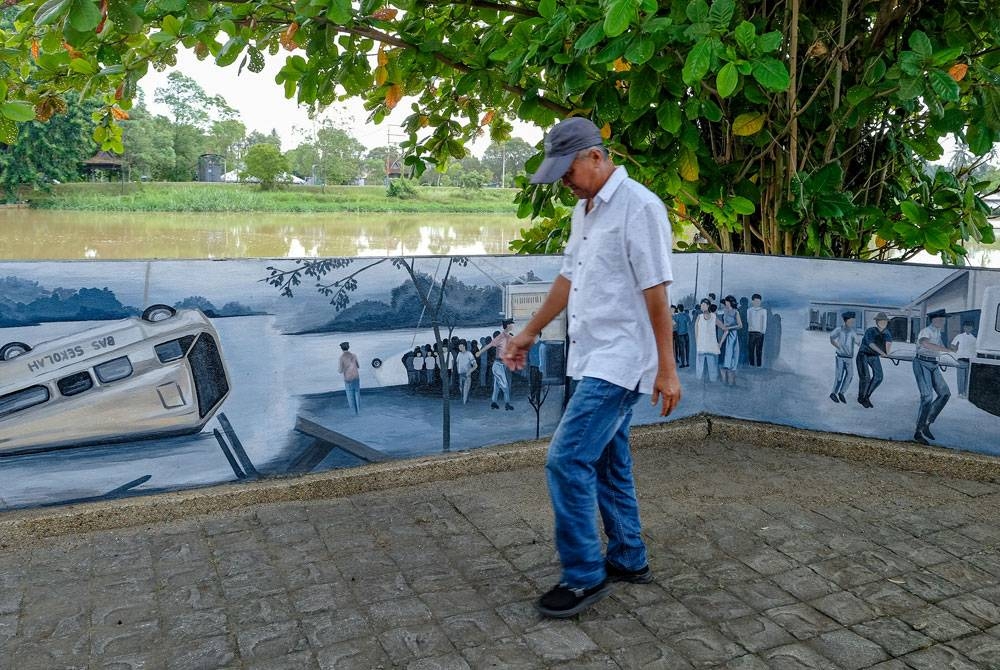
[675,292,770,386]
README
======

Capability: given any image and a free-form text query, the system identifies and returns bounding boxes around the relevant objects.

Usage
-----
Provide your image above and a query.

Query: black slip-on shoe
[605,560,654,584]
[914,431,929,445]
[922,425,936,441]
[536,581,611,618]
[829,393,840,403]
[837,393,847,403]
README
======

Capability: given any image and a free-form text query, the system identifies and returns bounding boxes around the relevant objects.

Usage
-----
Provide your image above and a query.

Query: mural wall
[1,254,998,511]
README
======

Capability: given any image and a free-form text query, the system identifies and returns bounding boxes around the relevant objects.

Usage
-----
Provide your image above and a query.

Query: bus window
[95,356,133,383]
[155,335,195,363]
[0,386,49,419]
[58,371,93,397]
[995,304,999,332]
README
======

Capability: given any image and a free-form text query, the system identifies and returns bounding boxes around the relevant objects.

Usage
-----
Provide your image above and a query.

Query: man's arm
[502,275,571,371]
[644,282,682,417]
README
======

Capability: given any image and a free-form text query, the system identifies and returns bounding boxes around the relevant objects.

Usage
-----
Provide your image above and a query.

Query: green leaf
[708,0,735,30]
[966,123,996,156]
[734,21,755,55]
[908,30,933,58]
[328,0,352,25]
[900,200,928,225]
[898,51,924,76]
[625,36,655,64]
[682,39,713,87]
[656,101,682,134]
[701,99,722,122]
[732,111,765,135]
[34,0,71,26]
[628,69,658,108]
[68,57,96,74]
[604,0,636,38]
[805,163,843,192]
[68,0,102,31]
[155,0,186,10]
[751,57,789,91]
[575,22,605,51]
[729,196,755,215]
[896,77,923,100]
[1,101,37,122]
[685,0,709,23]
[161,13,182,36]
[716,61,738,97]
[927,69,960,103]
[538,0,556,18]
[756,31,782,53]
[844,86,872,108]
[930,46,963,67]
[0,117,17,144]
[216,37,247,67]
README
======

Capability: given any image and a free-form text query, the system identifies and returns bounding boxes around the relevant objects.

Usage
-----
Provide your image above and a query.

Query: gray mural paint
[1,254,998,511]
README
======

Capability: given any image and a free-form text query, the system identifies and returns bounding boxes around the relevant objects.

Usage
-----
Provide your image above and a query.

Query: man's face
[459,344,466,352]
[700,302,709,313]
[561,148,605,200]
[932,316,945,329]
[876,319,888,331]
[846,318,855,328]
[752,298,761,307]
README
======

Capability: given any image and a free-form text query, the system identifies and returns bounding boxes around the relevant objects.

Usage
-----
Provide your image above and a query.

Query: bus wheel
[142,304,177,322]
[0,342,32,361]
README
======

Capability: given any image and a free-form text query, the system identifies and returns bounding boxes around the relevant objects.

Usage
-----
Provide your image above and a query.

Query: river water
[0,208,523,260]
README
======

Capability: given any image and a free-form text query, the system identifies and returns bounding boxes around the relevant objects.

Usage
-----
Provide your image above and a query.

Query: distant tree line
[0,277,258,326]
[0,69,536,199]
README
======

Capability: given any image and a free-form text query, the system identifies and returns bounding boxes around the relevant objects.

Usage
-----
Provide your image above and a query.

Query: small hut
[80,151,124,182]
[198,153,225,182]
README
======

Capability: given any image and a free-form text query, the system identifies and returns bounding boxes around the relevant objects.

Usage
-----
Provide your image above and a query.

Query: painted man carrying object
[502,117,682,618]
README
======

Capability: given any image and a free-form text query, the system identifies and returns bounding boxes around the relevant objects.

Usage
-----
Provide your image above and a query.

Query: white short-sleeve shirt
[558,166,673,393]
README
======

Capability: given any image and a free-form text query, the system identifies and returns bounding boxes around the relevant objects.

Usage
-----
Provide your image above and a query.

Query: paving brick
[633,598,704,637]
[761,642,839,669]
[809,590,877,626]
[937,592,1000,628]
[378,624,455,665]
[522,623,600,663]
[728,580,799,612]
[898,569,964,602]
[850,580,926,617]
[770,567,839,601]
[719,614,795,653]
[440,610,513,649]
[902,644,982,670]
[235,620,309,661]
[609,642,694,669]
[809,557,882,588]
[898,605,979,641]
[579,613,656,650]
[680,589,755,622]
[763,603,840,641]
[948,632,1000,669]
[883,537,953,568]
[164,635,237,670]
[460,637,542,669]
[315,637,392,670]
[849,616,933,656]
[668,626,745,666]
[927,558,1000,591]
[924,529,983,558]
[807,628,890,669]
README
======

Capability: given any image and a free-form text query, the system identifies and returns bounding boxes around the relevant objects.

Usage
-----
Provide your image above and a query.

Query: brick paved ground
[2,438,1000,669]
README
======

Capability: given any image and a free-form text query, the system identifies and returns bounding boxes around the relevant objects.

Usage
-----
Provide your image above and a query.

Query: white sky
[138,49,542,156]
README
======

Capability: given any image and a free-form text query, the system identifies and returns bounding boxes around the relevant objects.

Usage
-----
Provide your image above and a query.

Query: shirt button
[583,236,588,240]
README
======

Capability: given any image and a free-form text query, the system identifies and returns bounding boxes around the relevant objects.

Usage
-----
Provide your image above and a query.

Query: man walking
[673,304,691,367]
[828,311,857,404]
[481,318,516,410]
[503,117,681,618]
[912,309,953,444]
[856,312,892,407]
[338,341,361,414]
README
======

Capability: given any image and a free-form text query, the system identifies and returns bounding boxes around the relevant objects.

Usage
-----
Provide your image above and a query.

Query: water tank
[198,154,225,182]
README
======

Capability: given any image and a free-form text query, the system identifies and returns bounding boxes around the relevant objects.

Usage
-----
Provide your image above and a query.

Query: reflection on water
[0,209,522,260]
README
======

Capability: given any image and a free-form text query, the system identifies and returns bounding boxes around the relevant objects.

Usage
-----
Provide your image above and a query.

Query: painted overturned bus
[0,306,230,453]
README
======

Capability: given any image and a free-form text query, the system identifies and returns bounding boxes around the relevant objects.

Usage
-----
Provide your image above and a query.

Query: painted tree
[2,0,998,261]
[263,257,471,452]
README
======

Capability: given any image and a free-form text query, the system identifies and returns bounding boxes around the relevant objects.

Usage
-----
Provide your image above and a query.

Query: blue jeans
[546,377,647,589]
[344,378,360,414]
[832,355,853,394]
[912,359,949,429]
[695,352,718,381]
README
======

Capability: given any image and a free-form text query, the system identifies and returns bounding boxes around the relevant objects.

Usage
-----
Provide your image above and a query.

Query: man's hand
[651,367,682,416]
[502,332,535,371]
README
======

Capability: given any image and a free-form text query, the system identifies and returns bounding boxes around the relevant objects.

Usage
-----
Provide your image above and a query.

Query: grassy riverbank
[27,182,522,214]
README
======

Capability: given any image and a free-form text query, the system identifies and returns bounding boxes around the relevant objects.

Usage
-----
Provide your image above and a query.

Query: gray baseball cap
[529,117,604,184]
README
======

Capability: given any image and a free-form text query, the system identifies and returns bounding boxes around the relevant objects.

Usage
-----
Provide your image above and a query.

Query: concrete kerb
[2,414,997,548]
